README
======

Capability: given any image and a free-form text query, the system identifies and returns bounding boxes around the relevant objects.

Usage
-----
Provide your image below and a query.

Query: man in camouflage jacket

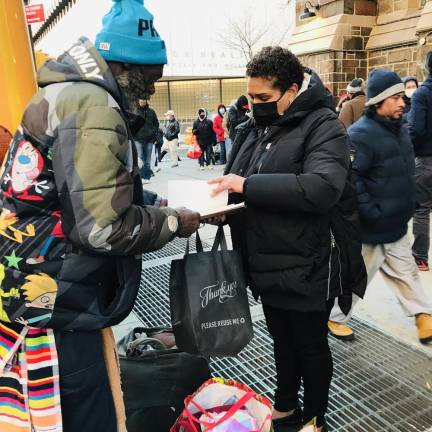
[0,1,200,430]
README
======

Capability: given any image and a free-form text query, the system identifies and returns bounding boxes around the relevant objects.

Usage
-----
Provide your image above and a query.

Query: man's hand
[208,174,245,196]
[176,207,201,238]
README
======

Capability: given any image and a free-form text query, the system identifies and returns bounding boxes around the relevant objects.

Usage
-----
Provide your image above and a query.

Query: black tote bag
[169,227,253,357]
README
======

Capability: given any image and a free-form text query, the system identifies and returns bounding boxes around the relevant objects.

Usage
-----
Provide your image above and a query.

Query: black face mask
[251,92,286,127]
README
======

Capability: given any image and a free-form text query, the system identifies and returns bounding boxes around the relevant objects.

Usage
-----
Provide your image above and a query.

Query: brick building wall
[367,45,419,77]
[291,0,432,96]
[298,51,368,95]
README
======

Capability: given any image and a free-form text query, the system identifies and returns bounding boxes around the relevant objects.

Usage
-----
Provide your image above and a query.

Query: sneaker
[415,259,429,272]
[207,165,214,170]
[155,166,161,173]
[328,320,355,341]
[300,418,327,432]
[171,163,179,168]
[300,424,328,432]
[416,313,432,344]
[200,166,205,171]
[142,179,150,185]
[272,408,302,431]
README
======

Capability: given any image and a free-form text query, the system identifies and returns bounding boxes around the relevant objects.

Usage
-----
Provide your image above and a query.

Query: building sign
[25,4,45,25]
[164,48,246,77]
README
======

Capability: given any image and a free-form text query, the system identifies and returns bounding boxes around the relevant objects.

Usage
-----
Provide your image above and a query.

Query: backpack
[117,327,211,432]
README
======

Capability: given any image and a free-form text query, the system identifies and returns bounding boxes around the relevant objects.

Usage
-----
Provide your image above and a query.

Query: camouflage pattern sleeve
[52,85,177,255]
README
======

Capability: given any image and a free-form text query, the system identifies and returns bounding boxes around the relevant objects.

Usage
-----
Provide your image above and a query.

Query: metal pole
[0,0,37,135]
[24,0,36,63]
[219,79,223,103]
[167,81,172,110]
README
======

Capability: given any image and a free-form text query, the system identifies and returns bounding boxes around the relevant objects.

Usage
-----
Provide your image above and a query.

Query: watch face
[167,215,179,233]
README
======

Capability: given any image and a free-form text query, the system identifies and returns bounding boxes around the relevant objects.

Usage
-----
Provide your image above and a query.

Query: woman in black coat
[209,47,366,432]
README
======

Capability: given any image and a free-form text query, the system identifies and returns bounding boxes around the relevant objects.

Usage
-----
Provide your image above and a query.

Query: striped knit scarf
[0,322,62,431]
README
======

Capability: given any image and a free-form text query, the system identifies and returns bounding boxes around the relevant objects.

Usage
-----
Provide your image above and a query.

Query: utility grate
[133,237,432,431]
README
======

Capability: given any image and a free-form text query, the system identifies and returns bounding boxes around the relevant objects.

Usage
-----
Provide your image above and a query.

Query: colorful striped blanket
[0,322,62,431]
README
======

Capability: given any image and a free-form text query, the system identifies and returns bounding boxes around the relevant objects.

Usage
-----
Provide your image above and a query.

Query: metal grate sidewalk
[134,238,432,432]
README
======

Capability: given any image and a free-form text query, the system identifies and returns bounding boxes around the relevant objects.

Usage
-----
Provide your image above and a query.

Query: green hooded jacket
[0,37,178,331]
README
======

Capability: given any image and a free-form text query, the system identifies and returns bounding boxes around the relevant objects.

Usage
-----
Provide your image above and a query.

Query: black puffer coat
[225,72,366,312]
[349,110,416,244]
[192,110,216,147]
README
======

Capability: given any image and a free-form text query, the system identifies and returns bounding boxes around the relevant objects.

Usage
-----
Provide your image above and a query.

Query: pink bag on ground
[170,377,274,432]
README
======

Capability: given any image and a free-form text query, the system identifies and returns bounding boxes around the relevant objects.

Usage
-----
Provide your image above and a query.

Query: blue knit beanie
[365,69,404,107]
[95,0,167,65]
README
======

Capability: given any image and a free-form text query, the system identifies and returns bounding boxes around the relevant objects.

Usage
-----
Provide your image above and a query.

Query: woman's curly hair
[246,46,304,92]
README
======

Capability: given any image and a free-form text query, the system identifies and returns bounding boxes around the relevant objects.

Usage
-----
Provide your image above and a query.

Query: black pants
[199,144,215,167]
[413,156,432,262]
[263,301,334,427]
[218,140,227,164]
[55,330,116,432]
[155,143,162,165]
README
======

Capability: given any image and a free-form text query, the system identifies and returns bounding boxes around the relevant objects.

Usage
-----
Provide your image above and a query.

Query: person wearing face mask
[213,104,227,164]
[403,76,419,114]
[209,47,366,432]
[192,108,217,170]
[0,1,201,431]
[227,95,250,144]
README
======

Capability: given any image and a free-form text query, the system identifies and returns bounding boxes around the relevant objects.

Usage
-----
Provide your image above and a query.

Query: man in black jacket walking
[192,108,216,170]
[329,69,432,345]
[227,95,250,142]
[409,52,432,271]
[133,98,159,184]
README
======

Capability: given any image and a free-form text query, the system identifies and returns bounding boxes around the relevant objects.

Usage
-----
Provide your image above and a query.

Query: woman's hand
[208,174,245,196]
[202,215,226,225]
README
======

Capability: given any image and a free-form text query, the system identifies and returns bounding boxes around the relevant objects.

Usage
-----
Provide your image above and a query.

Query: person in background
[227,95,250,143]
[403,76,419,114]
[209,46,366,432]
[329,69,432,345]
[213,104,227,165]
[338,78,366,128]
[134,98,159,184]
[161,110,180,168]
[0,1,201,431]
[336,92,349,113]
[222,100,235,160]
[409,52,432,271]
[193,108,216,170]
[154,126,164,172]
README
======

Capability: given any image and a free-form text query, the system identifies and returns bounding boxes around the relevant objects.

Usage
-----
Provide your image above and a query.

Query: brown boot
[416,314,432,344]
[328,320,355,341]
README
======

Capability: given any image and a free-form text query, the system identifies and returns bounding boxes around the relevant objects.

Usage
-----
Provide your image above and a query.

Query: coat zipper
[327,229,335,300]
[327,229,343,300]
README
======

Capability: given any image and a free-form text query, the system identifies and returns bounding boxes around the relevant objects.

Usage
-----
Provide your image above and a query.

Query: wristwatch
[167,215,179,233]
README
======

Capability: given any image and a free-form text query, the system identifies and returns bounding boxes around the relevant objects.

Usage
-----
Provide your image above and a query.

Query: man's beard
[116,71,151,106]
